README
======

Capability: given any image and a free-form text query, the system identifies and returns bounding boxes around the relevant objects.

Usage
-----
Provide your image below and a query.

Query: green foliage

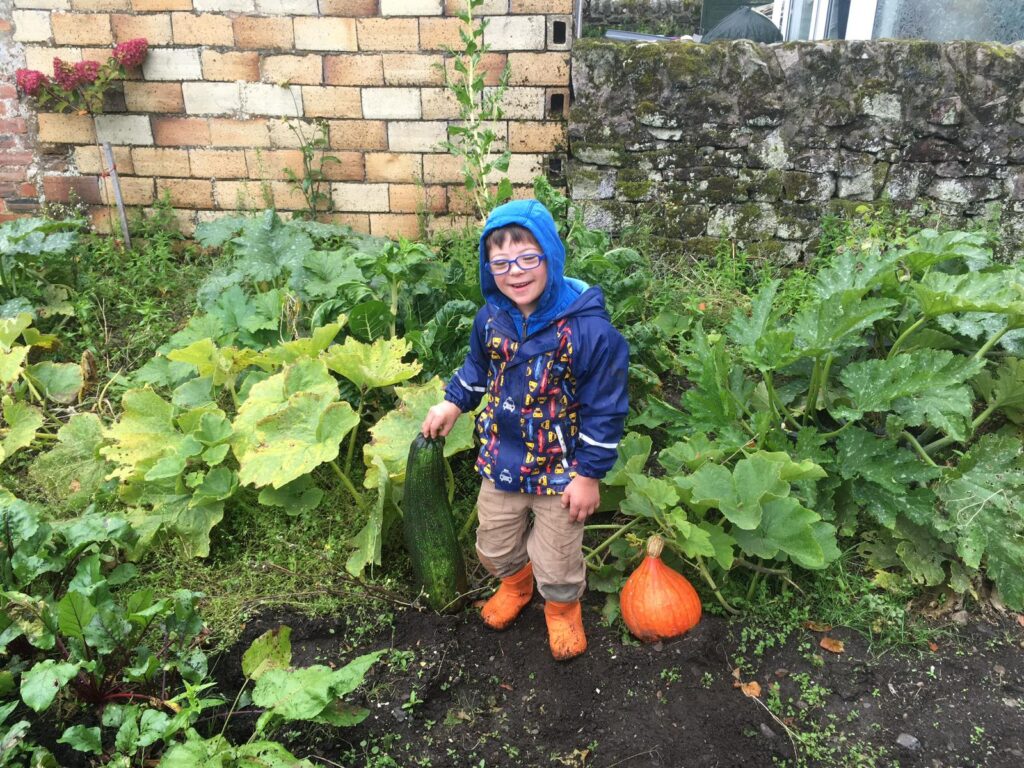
[0,217,83,320]
[439,0,513,219]
[282,118,340,220]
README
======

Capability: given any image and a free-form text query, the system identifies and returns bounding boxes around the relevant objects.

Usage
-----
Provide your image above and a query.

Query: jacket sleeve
[444,308,490,412]
[573,320,630,479]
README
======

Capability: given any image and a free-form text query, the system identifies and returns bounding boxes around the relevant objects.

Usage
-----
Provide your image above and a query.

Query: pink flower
[15,68,48,97]
[112,38,148,69]
[73,60,101,85]
[53,58,80,90]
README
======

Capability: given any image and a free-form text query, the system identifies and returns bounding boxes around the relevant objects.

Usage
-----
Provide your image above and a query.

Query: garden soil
[208,594,1024,768]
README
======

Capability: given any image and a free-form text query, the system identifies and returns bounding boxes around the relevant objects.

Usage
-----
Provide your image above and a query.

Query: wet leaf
[819,636,845,654]
[740,680,762,698]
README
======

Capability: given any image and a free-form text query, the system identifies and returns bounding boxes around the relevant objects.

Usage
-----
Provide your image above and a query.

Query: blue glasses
[486,253,546,275]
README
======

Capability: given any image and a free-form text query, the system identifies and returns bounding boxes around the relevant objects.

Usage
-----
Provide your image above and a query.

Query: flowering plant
[15,38,148,114]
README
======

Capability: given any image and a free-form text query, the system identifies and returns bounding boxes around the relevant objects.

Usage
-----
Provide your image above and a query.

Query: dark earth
[205,590,1024,768]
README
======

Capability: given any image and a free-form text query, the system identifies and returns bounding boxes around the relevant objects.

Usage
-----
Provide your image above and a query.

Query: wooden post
[101,141,131,250]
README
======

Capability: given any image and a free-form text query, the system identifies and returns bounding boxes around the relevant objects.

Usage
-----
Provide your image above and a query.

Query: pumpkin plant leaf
[25,362,83,404]
[323,336,422,391]
[258,476,324,516]
[1,396,43,462]
[914,269,1024,321]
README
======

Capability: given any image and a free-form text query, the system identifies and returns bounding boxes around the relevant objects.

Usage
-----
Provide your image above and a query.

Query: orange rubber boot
[544,600,587,661]
[480,562,534,630]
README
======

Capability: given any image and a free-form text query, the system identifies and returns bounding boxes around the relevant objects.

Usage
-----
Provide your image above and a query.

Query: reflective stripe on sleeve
[457,375,486,392]
[579,432,619,449]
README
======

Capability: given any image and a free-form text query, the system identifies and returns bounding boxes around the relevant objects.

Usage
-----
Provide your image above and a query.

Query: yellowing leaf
[819,636,845,654]
[323,336,421,391]
[740,680,762,698]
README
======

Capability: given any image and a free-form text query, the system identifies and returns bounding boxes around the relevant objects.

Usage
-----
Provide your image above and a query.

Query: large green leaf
[362,377,475,489]
[232,210,313,284]
[29,413,112,509]
[232,360,358,489]
[974,357,1024,424]
[730,496,832,569]
[686,453,791,530]
[323,336,422,391]
[242,627,292,681]
[1,396,42,463]
[102,389,185,481]
[603,432,652,487]
[24,362,83,404]
[914,269,1024,322]
[0,346,29,384]
[836,350,984,441]
[21,660,80,712]
[790,293,898,358]
[258,475,324,516]
[302,250,365,299]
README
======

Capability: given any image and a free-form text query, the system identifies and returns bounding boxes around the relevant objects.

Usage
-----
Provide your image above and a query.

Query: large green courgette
[402,433,468,613]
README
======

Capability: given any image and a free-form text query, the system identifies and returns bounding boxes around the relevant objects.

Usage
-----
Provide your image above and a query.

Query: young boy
[421,199,629,661]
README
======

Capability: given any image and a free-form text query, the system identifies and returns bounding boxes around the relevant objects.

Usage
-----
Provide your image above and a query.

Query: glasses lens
[518,253,541,269]
[489,260,511,275]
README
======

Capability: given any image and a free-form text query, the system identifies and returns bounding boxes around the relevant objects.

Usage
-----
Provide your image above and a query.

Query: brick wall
[4,0,574,236]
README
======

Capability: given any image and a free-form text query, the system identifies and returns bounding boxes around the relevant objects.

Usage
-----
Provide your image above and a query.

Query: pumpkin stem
[645,535,665,559]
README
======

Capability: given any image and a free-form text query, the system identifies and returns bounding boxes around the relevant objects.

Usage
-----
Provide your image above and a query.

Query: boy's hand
[561,475,600,523]
[421,401,462,439]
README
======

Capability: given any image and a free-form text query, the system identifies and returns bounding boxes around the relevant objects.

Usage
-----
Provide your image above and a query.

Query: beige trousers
[475,480,587,602]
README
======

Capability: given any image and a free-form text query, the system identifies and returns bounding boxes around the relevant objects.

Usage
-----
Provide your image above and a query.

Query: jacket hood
[480,200,579,332]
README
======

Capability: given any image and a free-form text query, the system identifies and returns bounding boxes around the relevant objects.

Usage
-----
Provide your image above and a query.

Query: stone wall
[569,39,1024,262]
[582,0,700,37]
[3,0,573,235]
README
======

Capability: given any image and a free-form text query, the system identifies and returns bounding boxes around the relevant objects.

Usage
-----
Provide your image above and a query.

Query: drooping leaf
[790,293,898,358]
[346,456,390,577]
[24,362,83,404]
[324,336,421,391]
[687,453,790,530]
[603,432,652,487]
[30,414,112,509]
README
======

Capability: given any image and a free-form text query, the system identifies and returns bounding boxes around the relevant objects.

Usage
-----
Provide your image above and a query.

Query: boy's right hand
[421,401,463,439]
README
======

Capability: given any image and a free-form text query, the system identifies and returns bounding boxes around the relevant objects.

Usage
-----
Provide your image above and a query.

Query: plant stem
[973,325,1010,362]
[804,357,822,426]
[343,391,365,476]
[389,280,399,339]
[887,316,926,359]
[763,372,795,427]
[583,517,641,564]
[901,431,939,467]
[329,460,368,514]
[923,401,1000,455]
[693,556,737,615]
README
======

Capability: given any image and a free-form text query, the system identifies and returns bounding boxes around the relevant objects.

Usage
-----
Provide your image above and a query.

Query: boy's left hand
[562,476,601,523]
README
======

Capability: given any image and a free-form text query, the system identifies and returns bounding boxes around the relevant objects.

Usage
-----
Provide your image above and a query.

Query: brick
[365,152,421,183]
[382,53,443,86]
[255,0,316,13]
[213,180,272,210]
[201,51,259,82]
[193,0,251,10]
[332,182,388,212]
[265,118,305,148]
[381,0,439,14]
[419,18,463,51]
[269,181,307,210]
[427,213,474,236]
[356,18,418,51]
[301,86,361,118]
[42,175,102,203]
[370,213,420,238]
[143,48,203,81]
[183,82,241,114]
[71,0,130,9]
[444,52,506,87]
[422,153,461,183]
[329,119,386,150]
[244,149,304,180]
[233,16,293,50]
[321,152,363,181]
[545,86,570,119]
[171,12,233,45]
[319,0,376,13]
[209,118,270,146]
[12,11,52,42]
[324,54,382,86]
[111,13,171,43]
[488,86,544,119]
[261,55,322,86]
[320,212,369,231]
[14,0,70,8]
[389,183,445,213]
[241,84,303,116]
[95,115,153,145]
[189,149,247,178]
[87,207,113,233]
[0,119,28,135]
[387,121,446,152]
[37,113,95,144]
[102,175,154,205]
[545,14,572,50]
[421,88,462,119]
[24,46,81,72]
[75,144,133,174]
[131,147,190,176]
[153,117,210,146]
[155,178,213,207]
[511,0,571,11]
[52,13,111,44]
[130,0,191,9]
[445,0,507,13]
[507,52,569,86]
[483,15,544,51]
[361,87,420,119]
[124,82,184,112]
[503,152,542,183]
[294,17,356,51]
[145,205,196,235]
[509,121,566,152]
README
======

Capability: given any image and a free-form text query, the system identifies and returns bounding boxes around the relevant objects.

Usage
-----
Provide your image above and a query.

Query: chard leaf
[837,350,984,441]
[56,592,95,642]
[57,725,101,755]
[30,414,113,509]
[231,360,357,489]
[362,377,475,489]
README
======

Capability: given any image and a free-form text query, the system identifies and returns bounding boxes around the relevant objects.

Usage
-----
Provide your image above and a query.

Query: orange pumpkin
[620,535,702,642]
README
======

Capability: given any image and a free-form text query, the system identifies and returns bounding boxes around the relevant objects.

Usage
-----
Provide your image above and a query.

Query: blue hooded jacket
[445,200,630,495]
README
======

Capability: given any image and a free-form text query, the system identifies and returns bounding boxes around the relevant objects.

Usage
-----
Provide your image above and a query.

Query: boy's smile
[489,239,548,318]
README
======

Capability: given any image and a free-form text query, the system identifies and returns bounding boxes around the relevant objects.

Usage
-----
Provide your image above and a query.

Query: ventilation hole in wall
[552,21,568,45]
[547,157,564,185]
[549,93,566,117]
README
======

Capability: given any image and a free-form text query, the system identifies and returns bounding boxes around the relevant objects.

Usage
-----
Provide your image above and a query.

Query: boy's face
[488,235,548,318]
